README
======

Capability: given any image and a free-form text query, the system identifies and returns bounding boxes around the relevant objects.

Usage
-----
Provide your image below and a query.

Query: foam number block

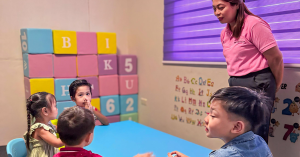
[98,55,117,75]
[53,30,77,54]
[76,55,98,77]
[77,32,97,55]
[24,78,55,95]
[118,55,137,75]
[24,77,31,99]
[97,32,116,54]
[120,112,138,122]
[20,28,53,54]
[91,98,100,111]
[79,77,99,97]
[100,95,120,116]
[98,75,119,96]
[23,54,53,78]
[120,94,138,114]
[119,75,138,95]
[107,115,120,123]
[54,78,77,101]
[57,101,76,118]
[53,55,77,78]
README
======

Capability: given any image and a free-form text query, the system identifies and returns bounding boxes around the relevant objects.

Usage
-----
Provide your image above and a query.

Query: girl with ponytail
[24,92,64,157]
[212,0,283,143]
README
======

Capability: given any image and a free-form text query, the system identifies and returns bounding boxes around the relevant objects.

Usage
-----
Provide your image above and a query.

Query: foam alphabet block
[120,94,138,114]
[98,55,117,75]
[95,120,102,126]
[118,55,137,75]
[20,28,53,54]
[25,78,55,95]
[119,75,138,95]
[79,77,99,97]
[53,30,77,54]
[24,77,31,99]
[100,95,120,116]
[77,32,97,55]
[98,75,119,96]
[57,101,76,118]
[120,113,138,122]
[91,98,100,111]
[23,53,53,78]
[107,115,120,123]
[76,55,98,77]
[54,78,77,101]
[53,55,77,78]
[97,32,116,54]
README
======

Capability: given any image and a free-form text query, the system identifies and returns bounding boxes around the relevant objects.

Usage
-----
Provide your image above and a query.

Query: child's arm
[36,128,64,148]
[167,151,188,157]
[134,153,154,157]
[93,110,110,125]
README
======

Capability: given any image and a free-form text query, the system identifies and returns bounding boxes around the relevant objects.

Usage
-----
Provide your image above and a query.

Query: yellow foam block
[53,30,77,54]
[91,98,100,111]
[51,119,58,126]
[97,32,116,54]
[30,78,54,95]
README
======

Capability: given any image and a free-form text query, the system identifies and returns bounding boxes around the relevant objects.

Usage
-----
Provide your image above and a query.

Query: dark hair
[57,106,95,146]
[69,79,92,99]
[209,86,273,131]
[222,0,259,39]
[26,92,56,150]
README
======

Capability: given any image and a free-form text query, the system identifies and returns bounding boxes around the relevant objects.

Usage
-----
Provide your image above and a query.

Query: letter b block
[100,95,120,116]
[98,55,117,75]
[55,78,77,101]
[53,30,77,54]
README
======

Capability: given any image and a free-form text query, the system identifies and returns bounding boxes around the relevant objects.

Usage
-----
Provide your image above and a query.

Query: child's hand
[134,152,154,157]
[167,151,188,157]
[83,99,93,113]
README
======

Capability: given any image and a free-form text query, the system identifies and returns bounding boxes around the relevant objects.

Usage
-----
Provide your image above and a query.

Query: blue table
[85,121,212,157]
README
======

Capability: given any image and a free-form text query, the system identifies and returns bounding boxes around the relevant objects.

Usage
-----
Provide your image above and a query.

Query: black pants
[228,67,276,144]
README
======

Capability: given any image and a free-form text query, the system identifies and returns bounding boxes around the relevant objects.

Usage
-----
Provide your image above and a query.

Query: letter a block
[79,77,99,98]
[24,78,55,96]
[100,95,120,116]
[20,28,53,54]
[77,32,97,55]
[97,32,116,54]
[118,55,137,75]
[120,113,138,123]
[55,78,77,101]
[53,55,77,78]
[98,55,117,75]
[76,55,98,77]
[57,101,76,118]
[98,75,119,96]
[23,54,53,78]
[120,94,138,114]
[119,75,138,95]
[53,30,77,54]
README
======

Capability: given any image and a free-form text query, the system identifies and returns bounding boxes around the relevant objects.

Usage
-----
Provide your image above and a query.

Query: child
[24,92,64,157]
[69,79,109,125]
[168,87,273,157]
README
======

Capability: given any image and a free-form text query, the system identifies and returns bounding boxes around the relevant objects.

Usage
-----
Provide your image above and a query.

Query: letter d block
[98,55,117,75]
[55,78,77,101]
[100,95,120,116]
[20,28,53,54]
[57,101,76,118]
[53,30,77,54]
[119,75,138,95]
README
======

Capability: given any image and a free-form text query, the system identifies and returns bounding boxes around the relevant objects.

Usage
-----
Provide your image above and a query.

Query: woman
[213,0,284,143]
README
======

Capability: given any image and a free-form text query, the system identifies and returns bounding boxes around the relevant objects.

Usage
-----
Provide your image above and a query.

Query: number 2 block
[118,55,137,75]
[100,95,120,116]
[57,101,76,118]
[120,94,138,114]
[97,32,116,54]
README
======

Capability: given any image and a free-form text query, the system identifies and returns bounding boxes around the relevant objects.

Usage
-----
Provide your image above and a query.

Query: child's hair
[209,86,273,131]
[26,92,56,150]
[69,79,92,98]
[57,106,95,146]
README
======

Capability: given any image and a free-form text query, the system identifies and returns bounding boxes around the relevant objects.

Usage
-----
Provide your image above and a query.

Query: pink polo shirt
[221,13,277,76]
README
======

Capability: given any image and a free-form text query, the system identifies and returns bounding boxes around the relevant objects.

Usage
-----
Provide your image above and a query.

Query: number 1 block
[120,113,138,122]
[97,32,116,54]
[100,95,120,116]
[120,94,138,114]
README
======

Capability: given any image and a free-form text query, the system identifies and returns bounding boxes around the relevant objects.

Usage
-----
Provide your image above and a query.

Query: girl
[24,92,64,157]
[213,0,284,143]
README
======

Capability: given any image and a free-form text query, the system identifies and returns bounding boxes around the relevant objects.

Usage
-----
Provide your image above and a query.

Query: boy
[69,79,109,125]
[168,87,273,157]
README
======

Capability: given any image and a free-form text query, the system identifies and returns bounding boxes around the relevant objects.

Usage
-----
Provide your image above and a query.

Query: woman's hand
[134,152,154,157]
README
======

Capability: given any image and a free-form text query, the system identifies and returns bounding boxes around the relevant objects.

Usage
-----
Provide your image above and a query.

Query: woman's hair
[69,79,92,99]
[25,92,56,150]
[222,0,259,38]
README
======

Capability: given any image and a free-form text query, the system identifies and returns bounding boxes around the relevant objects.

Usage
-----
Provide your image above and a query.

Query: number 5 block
[118,55,137,75]
[100,95,120,116]
[120,94,138,114]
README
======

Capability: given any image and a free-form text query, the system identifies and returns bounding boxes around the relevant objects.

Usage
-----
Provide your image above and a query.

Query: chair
[6,138,27,157]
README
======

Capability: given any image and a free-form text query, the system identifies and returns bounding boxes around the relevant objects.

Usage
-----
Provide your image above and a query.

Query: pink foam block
[79,77,99,97]
[77,55,98,77]
[119,75,138,95]
[53,55,77,78]
[95,120,102,126]
[77,32,97,55]
[98,75,119,96]
[118,55,137,75]
[98,55,117,75]
[107,115,120,123]
[24,77,31,99]
[28,54,53,78]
